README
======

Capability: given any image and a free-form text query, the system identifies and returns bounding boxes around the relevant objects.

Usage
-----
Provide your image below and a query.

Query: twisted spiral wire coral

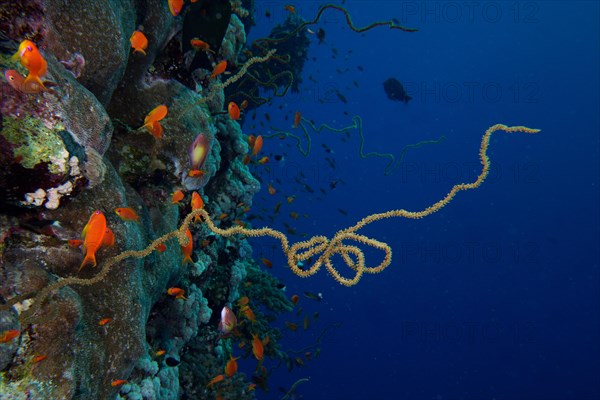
[3,124,539,323]
[177,49,278,120]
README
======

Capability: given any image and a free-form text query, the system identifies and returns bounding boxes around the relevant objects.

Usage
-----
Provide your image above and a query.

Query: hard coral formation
[43,0,136,105]
[0,116,84,209]
[0,1,277,398]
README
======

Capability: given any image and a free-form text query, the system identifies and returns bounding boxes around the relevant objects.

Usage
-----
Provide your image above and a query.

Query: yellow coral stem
[3,124,540,323]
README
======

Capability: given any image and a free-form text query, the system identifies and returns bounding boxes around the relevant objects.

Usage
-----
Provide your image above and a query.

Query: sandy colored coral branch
[177,49,277,120]
[3,124,539,323]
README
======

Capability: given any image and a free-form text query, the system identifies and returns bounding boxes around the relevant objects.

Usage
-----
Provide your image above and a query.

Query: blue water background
[242,1,600,399]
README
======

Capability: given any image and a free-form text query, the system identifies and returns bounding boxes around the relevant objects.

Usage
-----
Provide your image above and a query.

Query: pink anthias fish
[218,306,237,335]
[189,133,211,170]
[4,69,54,94]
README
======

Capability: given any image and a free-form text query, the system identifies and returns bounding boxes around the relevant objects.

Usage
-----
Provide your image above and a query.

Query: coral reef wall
[0,1,276,399]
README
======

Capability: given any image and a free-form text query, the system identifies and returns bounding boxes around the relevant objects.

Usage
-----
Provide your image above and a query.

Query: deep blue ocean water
[241,1,600,399]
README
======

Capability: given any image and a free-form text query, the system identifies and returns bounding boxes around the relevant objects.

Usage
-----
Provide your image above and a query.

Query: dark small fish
[325,157,336,169]
[383,77,412,103]
[265,9,271,17]
[303,291,323,302]
[276,283,286,290]
[335,90,348,104]
[317,28,325,44]
[337,208,348,216]
[252,375,269,391]
[264,113,270,121]
[165,356,180,367]
[357,65,364,72]
[274,154,283,161]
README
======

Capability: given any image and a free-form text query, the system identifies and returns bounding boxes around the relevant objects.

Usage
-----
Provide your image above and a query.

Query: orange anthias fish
[247,135,256,148]
[115,207,139,222]
[290,294,300,305]
[111,379,127,387]
[293,111,301,128]
[171,190,184,204]
[225,355,239,377]
[285,321,298,331]
[207,374,224,387]
[211,60,227,79]
[242,306,256,323]
[141,104,168,138]
[267,184,276,195]
[155,243,167,253]
[145,104,168,122]
[237,296,249,306]
[168,0,184,16]
[146,121,163,138]
[251,334,264,360]
[258,156,269,165]
[188,169,205,178]
[4,70,47,94]
[80,210,114,271]
[12,40,47,89]
[191,191,204,221]
[98,318,113,326]
[0,329,20,343]
[167,287,187,300]
[218,306,237,335]
[130,30,148,55]
[181,228,193,265]
[68,239,83,249]
[252,135,263,156]
[32,355,47,363]
[190,38,214,53]
[284,5,296,14]
[261,257,273,268]
[228,102,241,120]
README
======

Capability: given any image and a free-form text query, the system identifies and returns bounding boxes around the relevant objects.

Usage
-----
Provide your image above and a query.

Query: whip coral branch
[267,115,446,175]
[257,3,418,48]
[177,49,278,120]
[2,124,539,324]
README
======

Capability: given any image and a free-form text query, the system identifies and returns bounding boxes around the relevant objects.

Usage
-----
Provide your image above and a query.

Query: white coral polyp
[23,188,46,206]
